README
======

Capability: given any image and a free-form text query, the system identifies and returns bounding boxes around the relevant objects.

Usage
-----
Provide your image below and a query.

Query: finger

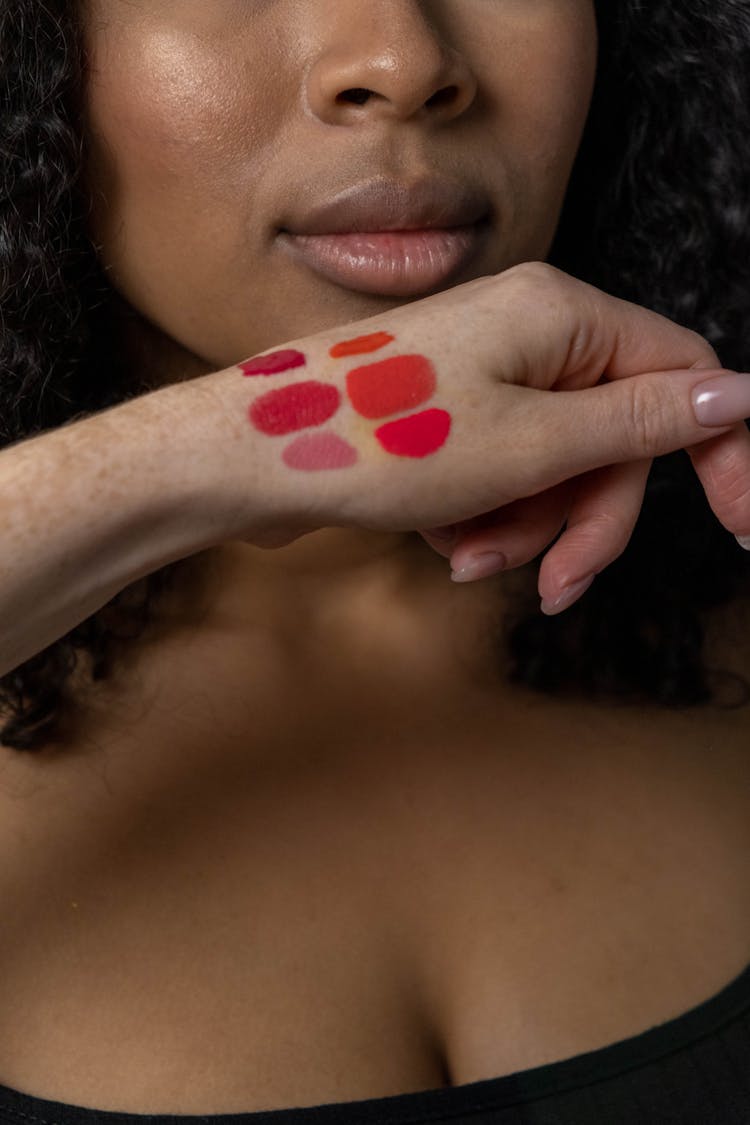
[505,369,750,499]
[494,263,725,392]
[536,460,651,614]
[684,422,750,546]
[417,526,458,559]
[447,484,571,580]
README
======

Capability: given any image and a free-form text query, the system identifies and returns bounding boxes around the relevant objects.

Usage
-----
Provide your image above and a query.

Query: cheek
[481,3,597,253]
[79,20,287,342]
[507,6,598,175]
[82,25,279,217]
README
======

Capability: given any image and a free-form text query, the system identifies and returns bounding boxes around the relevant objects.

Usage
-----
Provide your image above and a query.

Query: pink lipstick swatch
[346,355,436,419]
[240,349,306,377]
[374,409,451,458]
[283,433,358,471]
[250,381,341,435]
[329,332,394,358]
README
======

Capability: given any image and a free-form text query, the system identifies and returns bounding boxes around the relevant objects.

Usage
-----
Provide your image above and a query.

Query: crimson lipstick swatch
[240,349,306,376]
[250,381,341,435]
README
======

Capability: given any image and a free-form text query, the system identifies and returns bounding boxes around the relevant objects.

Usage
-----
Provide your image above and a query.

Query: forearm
[0,371,255,676]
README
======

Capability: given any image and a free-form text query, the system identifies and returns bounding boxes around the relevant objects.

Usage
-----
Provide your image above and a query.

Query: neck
[165,528,512,688]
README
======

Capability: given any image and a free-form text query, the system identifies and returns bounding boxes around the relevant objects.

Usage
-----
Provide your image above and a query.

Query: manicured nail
[737,535,750,551]
[692,372,750,427]
[451,552,506,583]
[540,574,594,616]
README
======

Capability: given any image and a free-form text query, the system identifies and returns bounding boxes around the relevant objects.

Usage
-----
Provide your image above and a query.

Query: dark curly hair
[1,0,749,751]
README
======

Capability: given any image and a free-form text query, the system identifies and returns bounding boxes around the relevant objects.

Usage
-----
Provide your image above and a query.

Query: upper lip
[280,177,491,235]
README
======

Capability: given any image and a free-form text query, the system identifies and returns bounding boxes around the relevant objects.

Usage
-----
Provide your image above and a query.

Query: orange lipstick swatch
[329,332,394,358]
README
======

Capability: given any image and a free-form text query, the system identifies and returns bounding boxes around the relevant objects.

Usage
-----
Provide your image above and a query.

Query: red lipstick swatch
[346,355,436,419]
[250,381,341,435]
[240,350,306,376]
[283,432,358,470]
[374,409,451,457]
[329,332,394,359]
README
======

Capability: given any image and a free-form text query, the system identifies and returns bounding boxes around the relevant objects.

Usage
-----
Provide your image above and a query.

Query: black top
[1,960,749,1125]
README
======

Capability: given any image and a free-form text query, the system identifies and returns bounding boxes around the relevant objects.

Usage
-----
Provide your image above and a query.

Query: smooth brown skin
[0,1,748,1116]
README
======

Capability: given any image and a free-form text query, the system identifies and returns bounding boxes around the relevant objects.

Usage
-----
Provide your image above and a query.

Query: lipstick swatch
[346,355,436,419]
[374,409,451,458]
[250,381,341,435]
[240,334,452,471]
[283,433,358,470]
[329,332,394,358]
[240,349,306,376]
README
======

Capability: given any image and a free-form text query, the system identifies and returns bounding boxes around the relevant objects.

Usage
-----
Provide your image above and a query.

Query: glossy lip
[276,176,493,297]
[278,223,490,297]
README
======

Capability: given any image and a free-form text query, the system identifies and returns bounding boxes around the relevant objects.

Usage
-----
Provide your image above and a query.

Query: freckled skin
[79,1,598,385]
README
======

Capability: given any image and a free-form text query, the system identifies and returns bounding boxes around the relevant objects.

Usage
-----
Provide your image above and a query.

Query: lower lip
[277,223,488,297]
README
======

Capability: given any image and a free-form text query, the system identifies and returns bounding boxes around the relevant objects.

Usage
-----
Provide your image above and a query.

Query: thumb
[531,367,750,484]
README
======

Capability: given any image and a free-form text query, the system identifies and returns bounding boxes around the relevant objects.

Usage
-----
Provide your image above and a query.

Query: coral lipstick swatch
[239,331,451,470]
[346,355,436,419]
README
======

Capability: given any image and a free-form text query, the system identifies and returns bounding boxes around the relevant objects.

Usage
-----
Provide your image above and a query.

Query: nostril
[426,85,458,109]
[338,87,372,106]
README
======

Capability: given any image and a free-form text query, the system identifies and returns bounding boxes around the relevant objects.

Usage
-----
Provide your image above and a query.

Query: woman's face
[79,0,598,376]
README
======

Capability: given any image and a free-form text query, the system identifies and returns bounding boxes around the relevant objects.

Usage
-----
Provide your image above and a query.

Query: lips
[278,225,488,297]
[276,176,492,297]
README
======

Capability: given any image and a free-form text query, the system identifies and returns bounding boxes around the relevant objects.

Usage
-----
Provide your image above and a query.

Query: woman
[1,0,750,1121]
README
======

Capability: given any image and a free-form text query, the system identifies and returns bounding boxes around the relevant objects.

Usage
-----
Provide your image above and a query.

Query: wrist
[179,364,316,548]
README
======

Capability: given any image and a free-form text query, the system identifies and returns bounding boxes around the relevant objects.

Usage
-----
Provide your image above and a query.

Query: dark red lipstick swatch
[240,349,306,376]
[249,381,341,435]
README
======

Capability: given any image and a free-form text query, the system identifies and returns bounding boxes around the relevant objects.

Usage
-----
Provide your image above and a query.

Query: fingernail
[540,574,595,616]
[692,372,750,427]
[451,552,507,583]
[737,535,750,551]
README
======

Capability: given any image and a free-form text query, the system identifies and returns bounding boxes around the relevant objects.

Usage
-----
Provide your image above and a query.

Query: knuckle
[624,380,669,457]
[685,328,722,369]
[498,259,564,294]
[708,457,750,519]
[495,261,578,330]
[578,511,632,563]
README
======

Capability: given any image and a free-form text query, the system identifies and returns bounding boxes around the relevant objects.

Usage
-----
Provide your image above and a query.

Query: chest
[0,698,748,1115]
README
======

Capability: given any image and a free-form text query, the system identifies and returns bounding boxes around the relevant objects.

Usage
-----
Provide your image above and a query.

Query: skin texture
[80,0,597,376]
[77,0,598,608]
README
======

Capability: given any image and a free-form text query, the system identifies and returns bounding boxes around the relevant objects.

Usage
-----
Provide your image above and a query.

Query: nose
[304,1,478,127]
